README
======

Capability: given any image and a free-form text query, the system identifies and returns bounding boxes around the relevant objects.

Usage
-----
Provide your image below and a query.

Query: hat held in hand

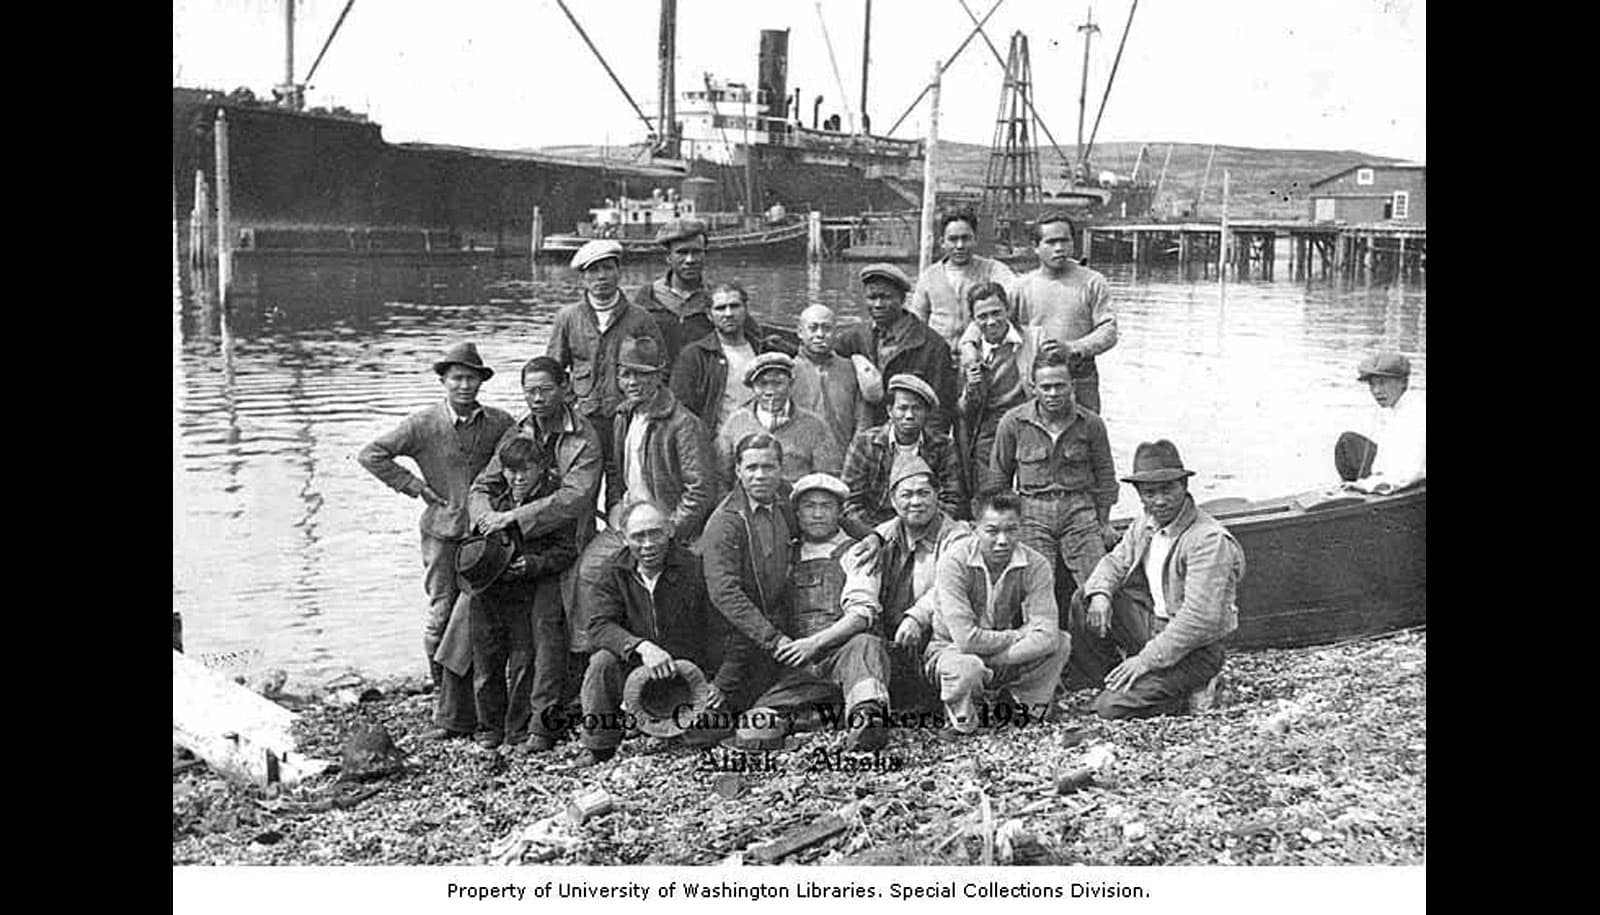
[622,659,712,738]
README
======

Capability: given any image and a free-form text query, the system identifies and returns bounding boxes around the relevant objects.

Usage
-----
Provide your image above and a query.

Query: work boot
[573,747,616,768]
[844,701,889,752]
[476,732,504,751]
[1188,674,1223,713]
[510,734,556,758]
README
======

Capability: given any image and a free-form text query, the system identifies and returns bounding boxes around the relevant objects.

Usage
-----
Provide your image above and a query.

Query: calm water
[173,250,1425,685]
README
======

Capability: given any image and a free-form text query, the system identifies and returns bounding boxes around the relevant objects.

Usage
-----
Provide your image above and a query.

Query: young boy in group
[451,435,580,754]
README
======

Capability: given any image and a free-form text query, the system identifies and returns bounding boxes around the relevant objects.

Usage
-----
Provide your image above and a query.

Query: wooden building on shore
[1308,162,1425,225]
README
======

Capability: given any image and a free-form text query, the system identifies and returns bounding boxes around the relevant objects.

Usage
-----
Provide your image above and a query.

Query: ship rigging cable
[553,0,658,139]
[956,0,1074,172]
[883,0,1006,138]
[303,0,357,85]
[1084,0,1139,164]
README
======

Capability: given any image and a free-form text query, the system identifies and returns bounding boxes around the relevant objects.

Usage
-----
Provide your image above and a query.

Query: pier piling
[808,210,824,261]
[214,109,233,301]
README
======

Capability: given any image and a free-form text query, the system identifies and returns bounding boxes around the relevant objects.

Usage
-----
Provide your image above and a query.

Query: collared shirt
[446,402,486,426]
[624,410,652,502]
[976,546,1032,625]
[747,499,791,612]
[755,400,792,433]
[1145,522,1177,618]
[902,522,944,605]
[991,400,1119,518]
[719,340,758,426]
[1365,389,1426,488]
[635,566,663,598]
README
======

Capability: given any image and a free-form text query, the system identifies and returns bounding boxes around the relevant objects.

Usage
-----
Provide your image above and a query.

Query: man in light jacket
[1078,440,1246,719]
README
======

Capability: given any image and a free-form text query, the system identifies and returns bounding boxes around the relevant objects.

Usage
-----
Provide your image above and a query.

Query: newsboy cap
[859,262,912,293]
[1356,351,1411,381]
[886,373,939,410]
[743,352,795,386]
[655,218,709,247]
[791,472,849,502]
[571,238,624,271]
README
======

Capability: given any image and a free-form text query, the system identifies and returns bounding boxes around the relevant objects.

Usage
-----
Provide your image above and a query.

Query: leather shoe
[476,732,503,750]
[844,701,890,752]
[573,748,616,768]
[511,735,556,757]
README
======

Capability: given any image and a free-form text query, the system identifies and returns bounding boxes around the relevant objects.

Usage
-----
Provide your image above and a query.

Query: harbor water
[173,252,1425,685]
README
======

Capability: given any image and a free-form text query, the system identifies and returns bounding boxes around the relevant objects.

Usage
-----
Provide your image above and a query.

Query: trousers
[1068,586,1225,719]
[925,631,1069,733]
[471,575,567,742]
[1335,431,1378,481]
[751,632,891,713]
[420,533,462,689]
[1018,495,1106,628]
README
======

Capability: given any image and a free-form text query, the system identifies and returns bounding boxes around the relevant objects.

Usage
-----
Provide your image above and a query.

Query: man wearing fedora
[358,341,513,734]
[697,433,801,712]
[1077,440,1246,719]
[991,347,1119,646]
[834,263,959,437]
[1010,216,1118,415]
[446,435,581,753]
[1336,350,1426,495]
[926,491,1070,735]
[838,373,967,541]
[580,499,732,767]
[737,473,893,751]
[547,238,667,471]
[472,356,604,716]
[840,456,973,711]
[714,352,843,485]
[670,281,774,433]
[632,219,768,365]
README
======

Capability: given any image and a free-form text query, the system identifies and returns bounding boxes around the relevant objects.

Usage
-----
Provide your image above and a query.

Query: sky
[172,0,1425,162]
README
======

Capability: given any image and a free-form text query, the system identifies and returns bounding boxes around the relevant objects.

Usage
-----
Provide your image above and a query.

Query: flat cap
[654,218,709,247]
[886,373,939,410]
[1356,351,1411,381]
[791,472,849,502]
[571,238,624,271]
[859,262,912,293]
[889,455,936,492]
[743,351,795,386]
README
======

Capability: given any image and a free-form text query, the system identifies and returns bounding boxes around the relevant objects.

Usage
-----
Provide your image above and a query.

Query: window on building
[1357,168,1375,186]
[1391,191,1409,220]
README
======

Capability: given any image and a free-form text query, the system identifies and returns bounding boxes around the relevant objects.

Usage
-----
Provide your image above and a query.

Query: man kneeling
[927,491,1069,735]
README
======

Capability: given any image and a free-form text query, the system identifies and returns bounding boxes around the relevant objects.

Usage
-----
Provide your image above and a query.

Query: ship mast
[276,0,304,111]
[859,0,872,134]
[657,0,679,157]
[1074,7,1099,179]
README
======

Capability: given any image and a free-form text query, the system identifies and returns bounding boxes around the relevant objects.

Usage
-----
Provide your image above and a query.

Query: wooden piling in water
[531,205,544,260]
[214,109,233,300]
[189,171,210,268]
[808,210,824,260]
[1218,170,1230,282]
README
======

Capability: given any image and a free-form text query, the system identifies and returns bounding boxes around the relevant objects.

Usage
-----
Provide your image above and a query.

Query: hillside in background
[539,140,1409,221]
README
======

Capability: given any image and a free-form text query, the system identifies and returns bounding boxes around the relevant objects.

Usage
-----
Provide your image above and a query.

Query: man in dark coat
[632,218,767,366]
[833,262,959,438]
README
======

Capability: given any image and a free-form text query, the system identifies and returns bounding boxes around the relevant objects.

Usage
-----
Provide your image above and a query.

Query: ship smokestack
[758,29,790,121]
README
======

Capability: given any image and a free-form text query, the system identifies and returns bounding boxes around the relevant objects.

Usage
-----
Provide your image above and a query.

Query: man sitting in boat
[1010,217,1118,415]
[723,473,892,751]
[839,374,967,540]
[789,304,876,451]
[909,208,1018,351]
[1077,440,1245,719]
[926,491,1070,735]
[957,282,1037,502]
[671,282,774,434]
[632,219,756,365]
[839,456,972,712]
[547,239,668,470]
[834,263,959,437]
[1336,351,1425,495]
[715,352,843,485]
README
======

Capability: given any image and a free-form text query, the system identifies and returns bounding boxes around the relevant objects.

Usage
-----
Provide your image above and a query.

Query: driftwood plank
[171,650,331,787]
[746,813,849,864]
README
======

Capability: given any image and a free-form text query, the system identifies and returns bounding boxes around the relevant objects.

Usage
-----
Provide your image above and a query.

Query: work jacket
[929,536,1058,665]
[839,423,967,540]
[1083,497,1246,670]
[834,309,959,436]
[469,405,602,553]
[357,402,514,540]
[839,512,972,637]
[587,542,726,674]
[608,386,721,541]
[546,294,666,419]
[669,332,774,429]
[632,273,767,366]
[697,483,800,697]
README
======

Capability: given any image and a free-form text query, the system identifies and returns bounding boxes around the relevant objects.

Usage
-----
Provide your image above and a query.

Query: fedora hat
[455,526,522,595]
[622,659,711,738]
[1121,439,1197,484]
[618,335,667,373]
[718,706,801,753]
[433,342,494,380]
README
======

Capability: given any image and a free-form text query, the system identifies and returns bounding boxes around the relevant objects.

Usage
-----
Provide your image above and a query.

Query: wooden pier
[1082,220,1426,282]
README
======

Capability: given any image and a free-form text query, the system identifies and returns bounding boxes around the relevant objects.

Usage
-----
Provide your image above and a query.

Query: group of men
[358,209,1421,766]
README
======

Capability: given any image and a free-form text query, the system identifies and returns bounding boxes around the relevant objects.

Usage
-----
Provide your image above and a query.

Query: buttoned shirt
[636,567,663,598]
[1145,523,1177,619]
[991,400,1119,519]
[624,410,652,502]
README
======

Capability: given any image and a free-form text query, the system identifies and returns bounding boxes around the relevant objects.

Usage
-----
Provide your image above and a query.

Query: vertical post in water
[214,109,233,301]
[1217,169,1230,282]
[918,63,941,274]
[531,206,544,261]
[808,210,824,261]
[190,170,211,268]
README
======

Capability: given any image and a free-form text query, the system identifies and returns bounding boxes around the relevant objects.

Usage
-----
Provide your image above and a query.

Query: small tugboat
[538,185,808,261]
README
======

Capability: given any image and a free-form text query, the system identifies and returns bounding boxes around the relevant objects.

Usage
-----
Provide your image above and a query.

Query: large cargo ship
[172,1,925,260]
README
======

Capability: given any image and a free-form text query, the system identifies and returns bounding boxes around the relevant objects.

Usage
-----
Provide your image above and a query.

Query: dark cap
[433,342,494,380]
[1356,351,1411,381]
[655,218,709,247]
[1120,439,1197,484]
[859,262,913,293]
[618,336,667,373]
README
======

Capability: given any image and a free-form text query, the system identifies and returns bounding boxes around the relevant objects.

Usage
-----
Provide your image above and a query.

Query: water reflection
[173,254,1424,683]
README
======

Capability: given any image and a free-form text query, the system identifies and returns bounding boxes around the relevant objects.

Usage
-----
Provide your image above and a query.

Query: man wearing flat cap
[839,372,967,541]
[733,473,894,751]
[547,239,668,470]
[358,342,514,738]
[1336,351,1425,495]
[834,262,959,438]
[1077,440,1246,719]
[714,351,844,485]
[633,218,767,365]
[840,455,972,710]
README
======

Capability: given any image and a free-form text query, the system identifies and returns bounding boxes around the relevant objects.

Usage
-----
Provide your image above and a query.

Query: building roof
[1310,162,1426,188]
